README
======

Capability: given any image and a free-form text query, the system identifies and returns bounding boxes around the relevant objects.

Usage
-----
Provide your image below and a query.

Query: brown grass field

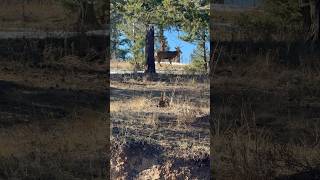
[4,0,320,179]
[211,55,320,179]
[0,0,109,178]
[110,70,210,179]
[110,60,188,73]
[0,58,108,179]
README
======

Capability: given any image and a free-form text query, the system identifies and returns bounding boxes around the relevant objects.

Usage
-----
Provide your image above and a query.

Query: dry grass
[110,73,210,178]
[111,97,153,113]
[110,60,187,72]
[110,60,134,71]
[212,123,320,180]
[0,59,108,179]
[211,54,320,179]
[0,115,107,179]
[0,0,75,30]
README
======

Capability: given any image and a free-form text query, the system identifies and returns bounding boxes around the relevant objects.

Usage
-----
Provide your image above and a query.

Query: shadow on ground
[0,80,107,127]
[111,73,208,84]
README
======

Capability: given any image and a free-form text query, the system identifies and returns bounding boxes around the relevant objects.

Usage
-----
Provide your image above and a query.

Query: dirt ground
[0,59,108,179]
[110,73,210,179]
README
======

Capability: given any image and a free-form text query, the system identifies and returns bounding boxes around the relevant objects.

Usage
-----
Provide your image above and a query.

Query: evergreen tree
[110,0,131,60]
[58,0,108,30]
[188,42,210,74]
[116,0,169,73]
[114,0,210,73]
[162,0,209,71]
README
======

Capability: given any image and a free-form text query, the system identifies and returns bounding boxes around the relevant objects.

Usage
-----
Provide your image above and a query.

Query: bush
[184,58,207,74]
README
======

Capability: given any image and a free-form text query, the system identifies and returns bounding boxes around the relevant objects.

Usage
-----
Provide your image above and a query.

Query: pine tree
[116,0,168,74]
[114,0,210,73]
[165,0,210,71]
[59,0,108,30]
[189,42,210,74]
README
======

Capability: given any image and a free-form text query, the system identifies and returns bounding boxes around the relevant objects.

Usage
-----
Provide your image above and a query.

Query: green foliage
[169,0,209,70]
[236,0,304,41]
[116,0,170,30]
[184,44,209,74]
[160,0,210,43]
[111,29,131,60]
[111,0,128,60]
[184,58,207,74]
[129,58,145,71]
[114,0,165,64]
[131,37,145,62]
[264,0,302,25]
[113,0,210,67]
[237,13,278,41]
[58,0,79,12]
[58,0,107,14]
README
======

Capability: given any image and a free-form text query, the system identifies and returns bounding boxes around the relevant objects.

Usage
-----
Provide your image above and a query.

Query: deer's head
[175,46,182,55]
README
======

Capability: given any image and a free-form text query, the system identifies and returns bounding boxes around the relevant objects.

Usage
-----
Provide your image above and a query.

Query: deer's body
[155,47,181,65]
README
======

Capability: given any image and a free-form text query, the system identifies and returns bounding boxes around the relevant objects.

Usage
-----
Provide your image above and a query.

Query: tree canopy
[235,0,319,43]
[111,0,209,71]
[58,0,108,30]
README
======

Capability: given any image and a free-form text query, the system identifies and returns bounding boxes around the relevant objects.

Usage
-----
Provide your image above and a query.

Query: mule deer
[155,47,181,66]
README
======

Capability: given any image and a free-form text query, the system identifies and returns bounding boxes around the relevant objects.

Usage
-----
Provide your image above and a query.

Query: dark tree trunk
[145,25,156,74]
[308,0,320,42]
[78,1,100,30]
[302,3,311,31]
[97,2,108,27]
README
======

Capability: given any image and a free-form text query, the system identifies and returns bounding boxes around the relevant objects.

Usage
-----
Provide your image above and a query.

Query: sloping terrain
[110,73,210,179]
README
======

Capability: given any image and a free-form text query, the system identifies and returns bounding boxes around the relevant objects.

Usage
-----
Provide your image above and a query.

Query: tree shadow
[111,73,208,84]
[0,80,107,127]
[276,169,320,180]
[110,85,206,103]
